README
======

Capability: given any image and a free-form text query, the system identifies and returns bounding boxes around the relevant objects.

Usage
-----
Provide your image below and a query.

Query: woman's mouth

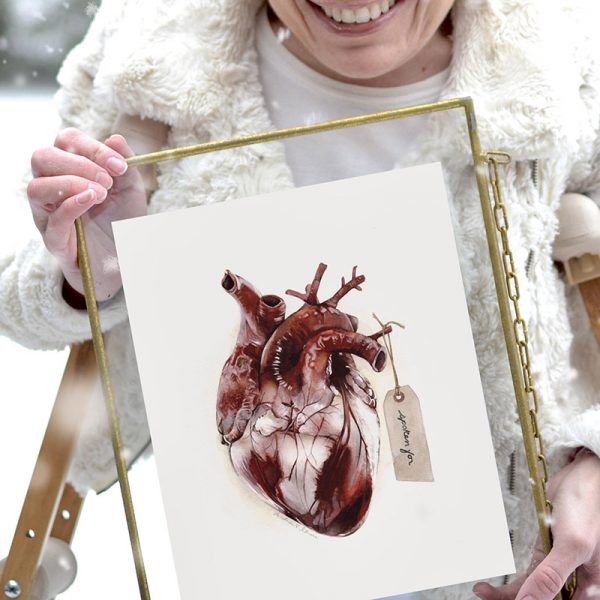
[319,0,397,24]
[307,0,402,35]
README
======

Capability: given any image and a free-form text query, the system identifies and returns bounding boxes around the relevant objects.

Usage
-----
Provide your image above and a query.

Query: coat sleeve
[0,0,129,351]
[566,9,600,207]
[550,52,600,466]
[0,242,128,350]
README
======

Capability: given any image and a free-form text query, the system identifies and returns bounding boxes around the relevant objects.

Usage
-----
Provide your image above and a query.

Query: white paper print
[113,163,514,600]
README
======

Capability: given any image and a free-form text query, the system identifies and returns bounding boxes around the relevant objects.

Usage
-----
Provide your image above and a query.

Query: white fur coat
[2,0,600,598]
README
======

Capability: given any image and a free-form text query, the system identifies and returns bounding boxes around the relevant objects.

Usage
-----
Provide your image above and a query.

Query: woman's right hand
[27,128,147,302]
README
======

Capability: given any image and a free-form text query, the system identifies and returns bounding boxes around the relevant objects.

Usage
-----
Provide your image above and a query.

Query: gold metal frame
[128,96,559,578]
[3,97,572,600]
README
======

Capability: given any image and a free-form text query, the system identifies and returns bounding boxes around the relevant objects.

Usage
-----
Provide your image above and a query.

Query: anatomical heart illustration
[217,263,390,536]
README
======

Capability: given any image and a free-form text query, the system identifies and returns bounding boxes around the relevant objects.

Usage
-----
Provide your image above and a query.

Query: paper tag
[383,386,434,482]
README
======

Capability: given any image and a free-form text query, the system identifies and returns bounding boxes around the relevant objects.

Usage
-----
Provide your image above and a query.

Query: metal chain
[484,152,577,599]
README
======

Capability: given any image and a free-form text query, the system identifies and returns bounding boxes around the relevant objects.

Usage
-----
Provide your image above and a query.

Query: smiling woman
[266,0,454,85]
[3,0,600,599]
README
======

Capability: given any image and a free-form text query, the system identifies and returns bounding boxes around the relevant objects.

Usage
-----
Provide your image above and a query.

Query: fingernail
[95,171,113,189]
[76,189,95,205]
[88,183,107,202]
[106,156,128,175]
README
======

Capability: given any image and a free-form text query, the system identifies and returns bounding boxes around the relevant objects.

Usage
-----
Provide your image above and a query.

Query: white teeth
[355,7,371,23]
[369,4,381,19]
[320,0,396,24]
[341,8,355,22]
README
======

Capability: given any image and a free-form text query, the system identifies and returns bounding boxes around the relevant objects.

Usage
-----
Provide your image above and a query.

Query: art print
[113,163,515,599]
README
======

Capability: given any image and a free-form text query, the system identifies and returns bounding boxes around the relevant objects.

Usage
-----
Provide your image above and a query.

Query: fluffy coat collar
[79,0,599,163]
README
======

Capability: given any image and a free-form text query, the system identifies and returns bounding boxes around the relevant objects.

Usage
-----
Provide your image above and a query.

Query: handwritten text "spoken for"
[397,410,415,466]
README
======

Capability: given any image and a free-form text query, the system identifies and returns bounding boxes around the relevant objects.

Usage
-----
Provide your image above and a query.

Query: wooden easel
[0,343,94,598]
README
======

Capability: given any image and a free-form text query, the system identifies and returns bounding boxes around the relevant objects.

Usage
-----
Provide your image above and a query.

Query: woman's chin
[313,52,410,84]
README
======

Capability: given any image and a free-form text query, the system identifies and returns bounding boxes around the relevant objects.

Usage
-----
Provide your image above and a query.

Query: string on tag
[372,313,405,401]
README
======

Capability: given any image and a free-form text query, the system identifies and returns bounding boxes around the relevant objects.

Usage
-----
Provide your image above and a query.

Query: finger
[54,128,129,177]
[101,135,147,200]
[31,146,114,188]
[43,189,100,252]
[104,134,135,159]
[103,134,141,187]
[473,575,527,600]
[473,536,546,600]
[27,175,108,210]
[515,545,581,600]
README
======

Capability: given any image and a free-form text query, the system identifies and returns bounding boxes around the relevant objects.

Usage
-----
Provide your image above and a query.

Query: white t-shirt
[256,6,449,187]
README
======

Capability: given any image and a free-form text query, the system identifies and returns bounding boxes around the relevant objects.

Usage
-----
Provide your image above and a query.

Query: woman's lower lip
[307,1,403,35]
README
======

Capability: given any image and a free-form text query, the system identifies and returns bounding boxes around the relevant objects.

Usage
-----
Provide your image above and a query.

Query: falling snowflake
[62,1,71,8]
[103,255,120,274]
[276,27,291,43]
[121,446,133,463]
[0,37,8,51]
[303,111,321,126]
[45,45,55,55]
[529,477,536,486]
[271,99,280,110]
[85,2,99,17]
[539,511,554,527]
[32,71,38,78]
[586,585,600,597]
[32,11,47,22]
[13,73,27,88]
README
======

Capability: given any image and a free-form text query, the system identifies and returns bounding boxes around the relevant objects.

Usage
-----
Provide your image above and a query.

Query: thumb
[103,134,145,194]
[104,133,135,160]
[473,537,544,600]
[515,545,577,600]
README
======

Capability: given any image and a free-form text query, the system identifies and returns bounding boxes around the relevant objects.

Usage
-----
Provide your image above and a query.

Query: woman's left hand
[472,449,600,600]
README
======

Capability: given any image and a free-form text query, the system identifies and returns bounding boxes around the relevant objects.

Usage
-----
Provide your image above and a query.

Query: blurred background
[0,0,94,86]
[0,1,180,598]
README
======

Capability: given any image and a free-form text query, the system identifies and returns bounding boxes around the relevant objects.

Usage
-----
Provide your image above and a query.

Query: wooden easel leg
[579,278,600,349]
[1,342,97,599]
[49,484,84,545]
